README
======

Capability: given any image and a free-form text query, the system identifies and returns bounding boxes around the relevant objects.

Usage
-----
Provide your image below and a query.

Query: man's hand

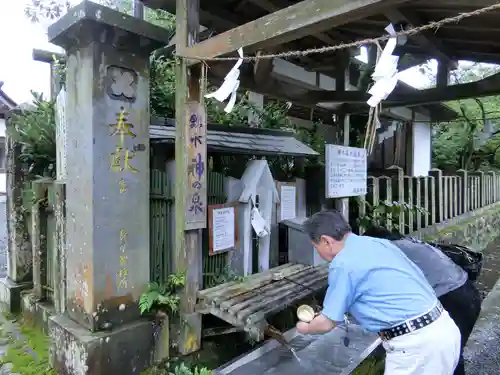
[296,321,310,334]
[295,314,335,335]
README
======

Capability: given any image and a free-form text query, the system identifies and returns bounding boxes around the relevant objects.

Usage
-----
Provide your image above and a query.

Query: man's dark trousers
[439,280,482,375]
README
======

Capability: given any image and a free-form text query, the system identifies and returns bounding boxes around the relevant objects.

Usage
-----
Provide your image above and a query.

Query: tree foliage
[8,92,57,178]
[22,0,324,182]
[25,0,175,31]
[432,64,500,171]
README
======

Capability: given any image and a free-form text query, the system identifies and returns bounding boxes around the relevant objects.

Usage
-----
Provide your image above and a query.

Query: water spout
[264,325,302,364]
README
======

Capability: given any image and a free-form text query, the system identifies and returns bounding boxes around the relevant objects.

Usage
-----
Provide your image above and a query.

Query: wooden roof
[144,0,500,65]
[142,0,499,118]
[0,82,17,118]
[150,117,319,156]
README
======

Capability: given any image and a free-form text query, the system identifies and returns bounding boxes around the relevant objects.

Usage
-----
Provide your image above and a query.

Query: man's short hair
[302,210,351,242]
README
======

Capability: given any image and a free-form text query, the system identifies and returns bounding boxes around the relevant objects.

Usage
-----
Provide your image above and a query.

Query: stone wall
[415,202,500,251]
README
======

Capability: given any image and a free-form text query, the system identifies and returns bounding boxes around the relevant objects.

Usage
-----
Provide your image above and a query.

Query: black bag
[428,242,483,282]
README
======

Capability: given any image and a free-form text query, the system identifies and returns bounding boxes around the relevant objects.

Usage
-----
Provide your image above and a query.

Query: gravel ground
[464,239,500,374]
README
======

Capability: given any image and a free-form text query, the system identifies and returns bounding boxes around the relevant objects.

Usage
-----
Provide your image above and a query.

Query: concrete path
[463,236,500,374]
[464,276,500,374]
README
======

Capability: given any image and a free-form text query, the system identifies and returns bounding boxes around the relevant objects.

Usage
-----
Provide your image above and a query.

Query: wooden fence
[357,167,500,234]
[149,168,228,287]
[25,165,500,310]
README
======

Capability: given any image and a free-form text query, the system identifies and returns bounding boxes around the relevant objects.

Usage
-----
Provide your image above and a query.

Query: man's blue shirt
[321,233,438,332]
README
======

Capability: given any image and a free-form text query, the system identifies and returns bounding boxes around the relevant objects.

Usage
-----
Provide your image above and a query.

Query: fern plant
[139,273,186,316]
[205,265,246,288]
[169,363,212,375]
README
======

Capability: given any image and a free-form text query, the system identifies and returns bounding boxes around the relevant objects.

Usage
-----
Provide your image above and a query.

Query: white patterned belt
[379,302,444,341]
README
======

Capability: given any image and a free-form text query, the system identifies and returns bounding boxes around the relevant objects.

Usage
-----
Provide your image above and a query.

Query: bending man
[298,210,461,375]
[363,226,481,375]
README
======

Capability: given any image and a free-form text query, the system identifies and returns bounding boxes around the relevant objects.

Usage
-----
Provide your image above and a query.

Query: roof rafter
[295,71,500,106]
[180,0,412,59]
[247,0,343,47]
[384,8,458,69]
[415,0,499,8]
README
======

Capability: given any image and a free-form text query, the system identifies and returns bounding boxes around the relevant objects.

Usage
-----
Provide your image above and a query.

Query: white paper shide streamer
[367,24,402,107]
[251,207,270,238]
[205,48,244,113]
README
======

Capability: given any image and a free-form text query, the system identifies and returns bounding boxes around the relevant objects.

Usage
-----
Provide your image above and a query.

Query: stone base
[0,277,32,313]
[49,314,156,375]
[21,292,55,333]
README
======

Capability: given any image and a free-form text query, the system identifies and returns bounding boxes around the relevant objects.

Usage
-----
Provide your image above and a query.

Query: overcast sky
[0,0,434,105]
[0,1,64,104]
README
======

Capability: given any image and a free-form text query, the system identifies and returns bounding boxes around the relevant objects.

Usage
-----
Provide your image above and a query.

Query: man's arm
[296,314,336,334]
[296,266,353,335]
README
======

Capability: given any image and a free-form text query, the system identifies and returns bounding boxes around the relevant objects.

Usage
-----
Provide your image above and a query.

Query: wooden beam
[149,0,317,66]
[398,54,429,71]
[247,0,343,47]
[300,71,500,106]
[181,0,411,59]
[32,48,65,63]
[154,28,215,58]
[209,62,310,104]
[394,44,500,64]
[438,37,500,48]
[253,51,275,90]
[174,0,204,355]
[385,8,458,69]
[416,0,499,7]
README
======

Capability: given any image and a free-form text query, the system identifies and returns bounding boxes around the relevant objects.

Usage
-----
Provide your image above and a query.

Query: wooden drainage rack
[196,263,329,340]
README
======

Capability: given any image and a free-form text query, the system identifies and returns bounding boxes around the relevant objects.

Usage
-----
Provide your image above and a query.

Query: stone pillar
[0,113,33,313]
[429,169,443,223]
[46,2,169,374]
[5,115,31,283]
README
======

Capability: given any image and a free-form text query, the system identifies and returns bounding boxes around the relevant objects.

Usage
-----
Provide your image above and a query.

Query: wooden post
[132,0,144,18]
[335,55,349,220]
[457,170,468,214]
[436,60,450,88]
[336,112,350,219]
[174,0,204,355]
[387,166,404,232]
[429,169,443,223]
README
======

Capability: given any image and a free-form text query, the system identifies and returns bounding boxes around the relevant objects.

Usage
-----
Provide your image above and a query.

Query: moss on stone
[421,206,500,246]
[351,356,385,375]
[1,314,56,375]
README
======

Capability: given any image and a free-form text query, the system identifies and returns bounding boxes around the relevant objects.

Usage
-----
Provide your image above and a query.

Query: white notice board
[279,184,296,221]
[208,202,239,255]
[325,145,367,198]
[212,207,235,252]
